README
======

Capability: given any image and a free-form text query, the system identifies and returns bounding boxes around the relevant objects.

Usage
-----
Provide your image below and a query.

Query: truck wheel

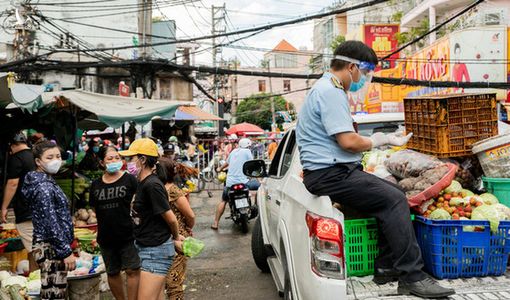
[251,217,270,273]
[240,214,249,233]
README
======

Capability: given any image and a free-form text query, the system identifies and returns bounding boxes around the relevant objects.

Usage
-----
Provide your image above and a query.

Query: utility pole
[11,3,36,61]
[211,4,226,136]
[138,0,152,59]
[266,59,276,132]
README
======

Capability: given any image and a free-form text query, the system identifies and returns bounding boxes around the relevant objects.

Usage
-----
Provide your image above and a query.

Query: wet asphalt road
[185,190,281,300]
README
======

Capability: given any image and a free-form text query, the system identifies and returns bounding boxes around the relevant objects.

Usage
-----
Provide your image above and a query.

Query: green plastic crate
[482,177,510,207]
[344,218,379,277]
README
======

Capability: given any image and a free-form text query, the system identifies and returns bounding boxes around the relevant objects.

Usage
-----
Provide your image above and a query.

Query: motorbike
[226,183,258,233]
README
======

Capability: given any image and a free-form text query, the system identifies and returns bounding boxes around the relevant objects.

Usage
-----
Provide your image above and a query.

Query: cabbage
[471,205,501,233]
[444,180,462,194]
[479,193,499,205]
[492,204,510,220]
[26,279,41,293]
[0,271,10,282]
[429,208,452,220]
[1,275,27,288]
[461,189,474,197]
[450,197,468,206]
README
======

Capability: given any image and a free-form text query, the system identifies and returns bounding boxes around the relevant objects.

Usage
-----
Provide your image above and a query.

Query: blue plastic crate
[414,216,510,279]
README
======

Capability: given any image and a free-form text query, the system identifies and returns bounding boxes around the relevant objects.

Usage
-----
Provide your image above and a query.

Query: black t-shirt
[131,174,172,247]
[6,149,36,223]
[90,173,138,247]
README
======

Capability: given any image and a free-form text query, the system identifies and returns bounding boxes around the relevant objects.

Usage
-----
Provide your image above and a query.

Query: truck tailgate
[348,272,510,299]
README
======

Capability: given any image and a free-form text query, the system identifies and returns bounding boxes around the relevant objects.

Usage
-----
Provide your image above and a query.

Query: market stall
[0,89,193,298]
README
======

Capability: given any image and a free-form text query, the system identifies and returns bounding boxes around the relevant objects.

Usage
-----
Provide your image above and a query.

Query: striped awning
[175,106,223,121]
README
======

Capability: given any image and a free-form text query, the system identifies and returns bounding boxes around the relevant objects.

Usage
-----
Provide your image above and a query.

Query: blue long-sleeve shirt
[22,171,74,259]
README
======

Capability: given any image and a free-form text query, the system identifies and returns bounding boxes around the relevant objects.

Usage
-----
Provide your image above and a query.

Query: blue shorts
[135,238,175,276]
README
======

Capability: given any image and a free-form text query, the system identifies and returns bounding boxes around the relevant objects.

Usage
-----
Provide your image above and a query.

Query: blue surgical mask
[349,71,367,93]
[93,146,100,153]
[105,161,123,173]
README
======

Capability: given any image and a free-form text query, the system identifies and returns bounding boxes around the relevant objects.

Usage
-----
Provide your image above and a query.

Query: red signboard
[364,24,400,70]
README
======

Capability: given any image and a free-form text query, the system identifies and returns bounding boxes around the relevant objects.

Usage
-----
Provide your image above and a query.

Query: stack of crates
[404,93,498,158]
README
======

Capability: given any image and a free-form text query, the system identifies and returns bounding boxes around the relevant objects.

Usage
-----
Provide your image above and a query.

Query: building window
[258,80,266,92]
[283,80,291,92]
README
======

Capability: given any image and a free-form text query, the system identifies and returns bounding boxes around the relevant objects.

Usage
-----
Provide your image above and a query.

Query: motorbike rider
[162,136,182,161]
[211,138,259,230]
[296,40,454,299]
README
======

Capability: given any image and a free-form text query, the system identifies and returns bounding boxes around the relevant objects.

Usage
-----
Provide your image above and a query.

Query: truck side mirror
[243,160,267,178]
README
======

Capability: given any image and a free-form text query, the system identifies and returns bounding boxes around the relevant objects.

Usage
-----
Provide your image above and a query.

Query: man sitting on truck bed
[295,40,455,299]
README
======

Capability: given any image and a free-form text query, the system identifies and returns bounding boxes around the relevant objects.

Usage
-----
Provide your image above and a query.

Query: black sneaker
[373,268,400,285]
[398,277,455,299]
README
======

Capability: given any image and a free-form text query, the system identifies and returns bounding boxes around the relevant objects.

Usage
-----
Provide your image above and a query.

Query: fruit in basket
[0,230,19,239]
[444,194,452,201]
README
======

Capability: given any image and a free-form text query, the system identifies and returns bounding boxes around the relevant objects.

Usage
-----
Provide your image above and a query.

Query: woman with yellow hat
[119,138,184,300]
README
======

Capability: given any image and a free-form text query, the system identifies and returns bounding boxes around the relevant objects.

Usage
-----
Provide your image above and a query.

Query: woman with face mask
[78,139,101,172]
[89,146,140,300]
[21,141,76,300]
[119,138,184,300]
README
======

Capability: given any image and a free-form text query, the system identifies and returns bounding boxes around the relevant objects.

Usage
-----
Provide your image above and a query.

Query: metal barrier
[183,138,282,192]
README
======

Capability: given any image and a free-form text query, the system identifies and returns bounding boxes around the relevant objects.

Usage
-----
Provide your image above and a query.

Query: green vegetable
[444,180,462,194]
[28,270,40,281]
[479,193,499,205]
[471,205,501,233]
[450,197,467,206]
[7,284,24,300]
[429,208,452,220]
[459,217,476,232]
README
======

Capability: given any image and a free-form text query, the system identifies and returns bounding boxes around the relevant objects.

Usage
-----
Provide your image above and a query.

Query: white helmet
[239,138,252,149]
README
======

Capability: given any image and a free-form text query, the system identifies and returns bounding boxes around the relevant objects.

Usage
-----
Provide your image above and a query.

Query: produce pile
[55,178,90,201]
[0,230,19,240]
[74,228,100,255]
[73,208,97,227]
[0,270,41,299]
[363,149,453,200]
[420,180,510,232]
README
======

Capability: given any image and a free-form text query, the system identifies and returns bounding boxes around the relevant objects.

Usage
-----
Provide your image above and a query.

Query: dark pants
[303,164,427,283]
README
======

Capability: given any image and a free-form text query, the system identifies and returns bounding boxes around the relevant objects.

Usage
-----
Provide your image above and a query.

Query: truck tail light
[305,211,345,280]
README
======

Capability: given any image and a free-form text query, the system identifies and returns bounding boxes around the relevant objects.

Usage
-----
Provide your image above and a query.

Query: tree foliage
[235,93,295,130]
[329,35,346,53]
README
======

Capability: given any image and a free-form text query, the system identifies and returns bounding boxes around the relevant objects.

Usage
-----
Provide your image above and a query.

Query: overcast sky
[158,0,338,67]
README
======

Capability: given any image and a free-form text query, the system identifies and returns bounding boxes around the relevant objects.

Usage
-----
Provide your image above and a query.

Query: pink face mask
[127,162,140,177]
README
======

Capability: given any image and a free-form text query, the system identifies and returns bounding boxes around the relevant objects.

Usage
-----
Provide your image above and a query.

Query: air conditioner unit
[479,8,507,26]
[484,12,502,25]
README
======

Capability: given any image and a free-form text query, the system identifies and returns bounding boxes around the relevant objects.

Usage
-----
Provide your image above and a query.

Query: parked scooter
[226,183,258,233]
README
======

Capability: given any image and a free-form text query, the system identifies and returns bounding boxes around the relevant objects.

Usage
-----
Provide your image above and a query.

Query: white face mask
[42,159,62,175]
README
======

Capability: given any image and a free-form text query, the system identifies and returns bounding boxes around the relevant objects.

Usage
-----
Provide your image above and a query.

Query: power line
[52,0,181,21]
[381,0,485,60]
[7,59,510,90]
[38,0,391,54]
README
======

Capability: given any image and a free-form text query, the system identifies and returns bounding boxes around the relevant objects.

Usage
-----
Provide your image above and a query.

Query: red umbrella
[225,122,265,136]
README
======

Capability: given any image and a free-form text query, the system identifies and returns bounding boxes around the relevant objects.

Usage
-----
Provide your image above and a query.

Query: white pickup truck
[244,113,510,300]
